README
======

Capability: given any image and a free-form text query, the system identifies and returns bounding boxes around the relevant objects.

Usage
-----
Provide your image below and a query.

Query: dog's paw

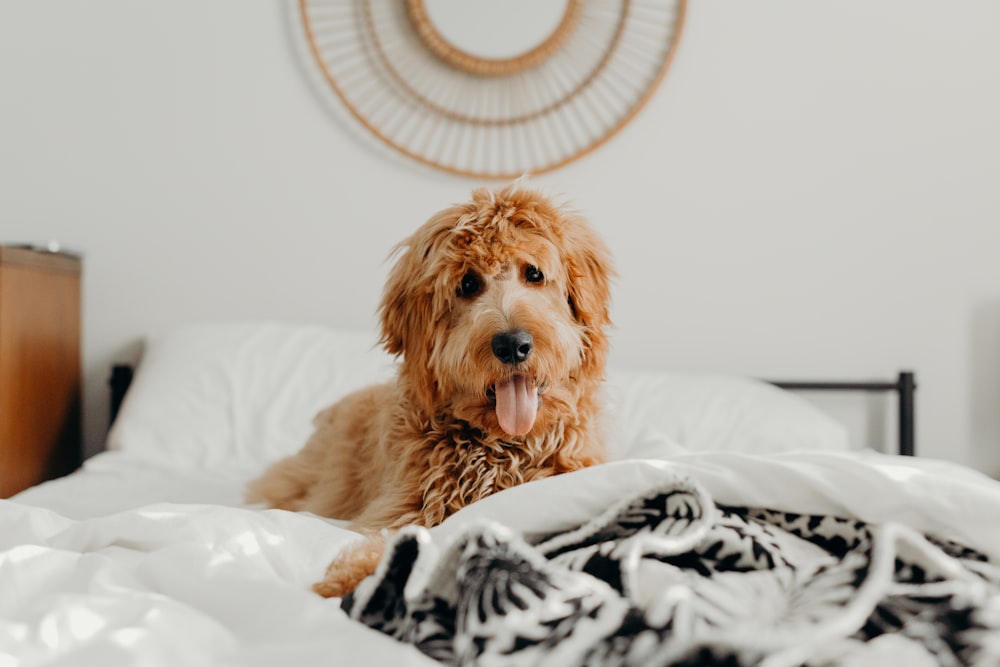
[311,535,387,598]
[312,575,356,599]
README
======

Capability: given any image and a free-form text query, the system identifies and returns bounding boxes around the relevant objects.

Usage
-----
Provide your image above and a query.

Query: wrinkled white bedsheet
[3,448,1000,666]
[12,451,251,520]
[0,500,435,666]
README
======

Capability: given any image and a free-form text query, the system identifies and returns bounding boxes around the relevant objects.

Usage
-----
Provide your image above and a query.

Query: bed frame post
[897,371,916,457]
[109,364,134,427]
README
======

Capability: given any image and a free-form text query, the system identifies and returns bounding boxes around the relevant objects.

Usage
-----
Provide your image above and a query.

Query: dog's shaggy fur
[245,184,614,597]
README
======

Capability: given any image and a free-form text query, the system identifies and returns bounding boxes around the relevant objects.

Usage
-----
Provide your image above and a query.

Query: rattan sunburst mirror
[294,0,687,179]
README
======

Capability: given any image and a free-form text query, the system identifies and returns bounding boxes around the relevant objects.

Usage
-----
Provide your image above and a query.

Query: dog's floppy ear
[378,229,439,360]
[378,241,429,359]
[562,215,615,375]
[378,236,438,411]
[378,205,463,405]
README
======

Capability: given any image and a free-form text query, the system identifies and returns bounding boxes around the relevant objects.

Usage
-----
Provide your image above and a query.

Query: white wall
[2,1,998,473]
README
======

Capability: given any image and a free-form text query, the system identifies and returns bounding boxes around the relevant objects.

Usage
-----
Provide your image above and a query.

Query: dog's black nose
[492,330,534,365]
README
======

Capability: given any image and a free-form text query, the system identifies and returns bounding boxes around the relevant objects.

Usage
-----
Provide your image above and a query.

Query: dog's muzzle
[489,330,538,436]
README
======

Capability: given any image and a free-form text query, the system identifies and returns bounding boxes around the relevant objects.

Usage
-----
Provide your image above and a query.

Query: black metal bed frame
[768,371,916,456]
[108,365,916,456]
[109,364,133,428]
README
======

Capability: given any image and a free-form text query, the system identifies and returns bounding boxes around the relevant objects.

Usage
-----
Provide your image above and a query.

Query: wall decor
[294,0,687,179]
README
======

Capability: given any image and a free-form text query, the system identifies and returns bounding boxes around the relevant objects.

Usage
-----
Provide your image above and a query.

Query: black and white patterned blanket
[343,477,1000,666]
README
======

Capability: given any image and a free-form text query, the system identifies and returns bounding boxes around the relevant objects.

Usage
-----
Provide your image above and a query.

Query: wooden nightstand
[0,246,82,497]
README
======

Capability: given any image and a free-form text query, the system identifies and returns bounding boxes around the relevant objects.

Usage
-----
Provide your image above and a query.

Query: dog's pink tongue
[495,375,538,436]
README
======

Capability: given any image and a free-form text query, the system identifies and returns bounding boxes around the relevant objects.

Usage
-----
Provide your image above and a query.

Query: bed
[5,322,999,665]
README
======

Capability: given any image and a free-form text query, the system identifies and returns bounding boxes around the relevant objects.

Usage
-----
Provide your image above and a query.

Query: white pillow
[107,321,396,469]
[108,321,848,470]
[604,369,850,459]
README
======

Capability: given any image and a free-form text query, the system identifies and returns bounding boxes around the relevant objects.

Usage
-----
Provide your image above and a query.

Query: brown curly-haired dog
[246,183,614,597]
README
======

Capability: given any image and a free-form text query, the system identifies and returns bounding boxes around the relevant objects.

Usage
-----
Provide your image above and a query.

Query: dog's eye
[525,265,544,284]
[458,271,481,298]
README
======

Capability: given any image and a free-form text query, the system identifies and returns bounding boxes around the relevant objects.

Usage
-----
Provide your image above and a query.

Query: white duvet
[4,448,1000,666]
